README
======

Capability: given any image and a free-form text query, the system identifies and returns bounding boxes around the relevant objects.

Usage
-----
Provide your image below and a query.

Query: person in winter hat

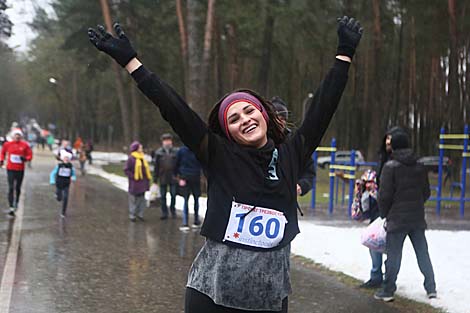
[88,15,362,312]
[0,129,33,217]
[50,151,77,218]
[352,169,382,289]
[376,126,406,186]
[124,141,151,222]
[375,128,436,302]
[271,96,316,197]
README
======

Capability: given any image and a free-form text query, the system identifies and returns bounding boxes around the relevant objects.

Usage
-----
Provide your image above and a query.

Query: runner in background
[0,129,33,217]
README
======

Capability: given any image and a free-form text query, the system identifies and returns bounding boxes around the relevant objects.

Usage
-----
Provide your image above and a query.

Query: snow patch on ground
[90,151,468,313]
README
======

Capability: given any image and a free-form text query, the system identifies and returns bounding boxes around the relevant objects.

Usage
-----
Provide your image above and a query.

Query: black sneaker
[130,217,137,222]
[359,280,382,289]
[160,215,168,220]
[137,216,145,222]
[427,292,437,299]
[374,290,394,302]
[8,210,16,217]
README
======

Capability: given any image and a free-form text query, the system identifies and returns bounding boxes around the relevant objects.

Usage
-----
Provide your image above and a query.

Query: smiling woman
[208,90,284,148]
[88,15,362,313]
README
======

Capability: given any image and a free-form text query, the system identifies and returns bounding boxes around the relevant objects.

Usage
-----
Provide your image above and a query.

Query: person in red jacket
[0,129,33,216]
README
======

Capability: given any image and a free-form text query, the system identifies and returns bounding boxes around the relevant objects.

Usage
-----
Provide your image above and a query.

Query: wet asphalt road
[0,150,405,313]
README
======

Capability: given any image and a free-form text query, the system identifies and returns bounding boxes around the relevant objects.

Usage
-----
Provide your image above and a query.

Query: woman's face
[385,135,392,152]
[138,144,143,153]
[226,101,268,148]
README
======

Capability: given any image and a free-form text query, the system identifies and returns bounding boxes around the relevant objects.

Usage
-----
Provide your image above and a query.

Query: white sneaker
[179,225,191,232]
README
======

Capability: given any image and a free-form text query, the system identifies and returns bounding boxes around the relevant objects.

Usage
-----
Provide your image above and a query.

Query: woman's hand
[88,23,137,68]
[336,16,363,60]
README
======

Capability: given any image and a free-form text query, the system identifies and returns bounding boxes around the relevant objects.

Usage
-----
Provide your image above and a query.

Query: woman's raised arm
[298,17,363,157]
[87,23,208,157]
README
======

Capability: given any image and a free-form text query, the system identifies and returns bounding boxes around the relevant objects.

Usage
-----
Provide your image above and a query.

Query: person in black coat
[88,16,362,313]
[375,128,436,302]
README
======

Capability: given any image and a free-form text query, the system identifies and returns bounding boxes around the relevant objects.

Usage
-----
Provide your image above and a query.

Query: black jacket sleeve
[131,66,209,162]
[378,164,394,218]
[153,153,160,182]
[297,59,350,161]
[297,157,315,196]
[423,169,431,202]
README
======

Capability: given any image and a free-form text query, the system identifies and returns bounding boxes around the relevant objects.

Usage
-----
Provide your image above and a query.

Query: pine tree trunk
[186,0,204,117]
[176,0,188,98]
[448,0,459,130]
[200,0,216,107]
[258,4,275,96]
[226,23,239,91]
[99,0,131,144]
[367,0,382,159]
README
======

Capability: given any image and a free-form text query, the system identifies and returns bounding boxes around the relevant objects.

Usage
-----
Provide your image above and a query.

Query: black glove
[88,23,137,68]
[336,16,363,59]
[20,156,26,162]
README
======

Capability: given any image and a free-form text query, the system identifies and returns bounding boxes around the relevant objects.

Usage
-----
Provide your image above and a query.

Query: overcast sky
[5,0,53,52]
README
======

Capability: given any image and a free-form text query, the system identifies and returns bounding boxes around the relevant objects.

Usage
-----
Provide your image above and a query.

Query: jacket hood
[390,129,410,150]
[379,126,407,156]
[392,148,417,165]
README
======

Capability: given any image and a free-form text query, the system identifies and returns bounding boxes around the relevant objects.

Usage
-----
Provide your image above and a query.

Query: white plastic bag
[360,217,386,253]
[145,183,161,201]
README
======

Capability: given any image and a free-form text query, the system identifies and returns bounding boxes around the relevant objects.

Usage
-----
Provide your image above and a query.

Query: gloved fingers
[87,28,101,47]
[113,22,127,40]
[97,24,112,40]
[352,20,360,32]
[346,17,356,29]
[338,16,348,26]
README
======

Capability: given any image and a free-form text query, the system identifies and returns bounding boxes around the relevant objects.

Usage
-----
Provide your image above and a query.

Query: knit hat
[129,141,141,152]
[11,128,23,137]
[160,133,173,141]
[391,129,410,150]
[218,92,269,139]
[271,96,288,120]
[61,151,73,161]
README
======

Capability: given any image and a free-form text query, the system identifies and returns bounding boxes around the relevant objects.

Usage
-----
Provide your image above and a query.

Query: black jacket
[131,59,350,251]
[153,146,178,185]
[286,128,315,196]
[378,148,430,232]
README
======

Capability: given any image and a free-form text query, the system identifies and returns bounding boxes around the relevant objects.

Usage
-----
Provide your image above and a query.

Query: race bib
[58,167,72,177]
[10,154,23,164]
[223,201,287,249]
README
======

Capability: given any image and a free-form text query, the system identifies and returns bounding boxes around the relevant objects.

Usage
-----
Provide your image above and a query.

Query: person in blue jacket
[176,145,202,231]
[50,151,76,218]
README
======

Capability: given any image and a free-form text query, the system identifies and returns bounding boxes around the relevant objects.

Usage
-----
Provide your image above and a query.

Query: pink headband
[218,92,269,139]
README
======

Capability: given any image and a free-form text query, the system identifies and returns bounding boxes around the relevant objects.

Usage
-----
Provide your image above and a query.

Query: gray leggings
[128,193,146,218]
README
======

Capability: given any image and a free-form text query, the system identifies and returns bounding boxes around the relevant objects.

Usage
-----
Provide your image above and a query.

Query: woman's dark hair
[207,89,286,145]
